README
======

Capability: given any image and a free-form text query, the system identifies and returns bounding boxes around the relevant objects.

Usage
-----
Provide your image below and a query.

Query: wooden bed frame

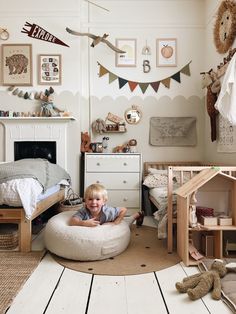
[143,161,236,254]
[0,189,65,252]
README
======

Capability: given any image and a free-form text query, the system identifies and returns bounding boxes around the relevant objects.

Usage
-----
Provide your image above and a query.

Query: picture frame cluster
[115,38,177,68]
[1,44,62,86]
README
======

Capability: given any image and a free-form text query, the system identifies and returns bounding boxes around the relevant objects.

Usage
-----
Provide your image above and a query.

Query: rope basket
[0,224,18,250]
[58,188,83,212]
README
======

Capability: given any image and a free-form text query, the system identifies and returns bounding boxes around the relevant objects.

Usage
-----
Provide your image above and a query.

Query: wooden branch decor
[213,0,236,54]
[66,28,125,53]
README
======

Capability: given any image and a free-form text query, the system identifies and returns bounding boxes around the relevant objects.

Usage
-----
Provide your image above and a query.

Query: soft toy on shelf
[40,88,63,117]
[175,259,228,300]
[80,132,92,153]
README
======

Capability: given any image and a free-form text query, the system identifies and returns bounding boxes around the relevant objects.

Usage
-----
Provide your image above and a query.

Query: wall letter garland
[21,22,69,47]
[97,61,191,94]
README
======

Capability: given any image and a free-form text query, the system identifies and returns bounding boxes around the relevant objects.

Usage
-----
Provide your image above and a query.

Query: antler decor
[66,28,125,53]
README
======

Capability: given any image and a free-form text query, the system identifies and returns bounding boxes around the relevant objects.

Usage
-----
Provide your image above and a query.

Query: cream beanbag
[44,211,131,261]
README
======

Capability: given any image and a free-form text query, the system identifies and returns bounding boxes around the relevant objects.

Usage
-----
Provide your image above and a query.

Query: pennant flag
[181,62,191,76]
[150,81,160,93]
[171,72,181,83]
[99,65,109,77]
[109,72,117,83]
[139,83,149,94]
[118,77,128,89]
[161,78,171,88]
[128,81,138,92]
[97,61,191,94]
[21,21,69,47]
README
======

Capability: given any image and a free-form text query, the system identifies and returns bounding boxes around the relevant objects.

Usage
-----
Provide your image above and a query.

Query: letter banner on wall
[98,61,191,94]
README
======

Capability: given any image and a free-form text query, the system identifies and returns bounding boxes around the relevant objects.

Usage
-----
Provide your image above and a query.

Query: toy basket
[58,188,83,212]
[0,224,18,250]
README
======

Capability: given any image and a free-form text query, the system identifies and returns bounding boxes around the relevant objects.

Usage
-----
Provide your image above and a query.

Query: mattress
[0,178,69,219]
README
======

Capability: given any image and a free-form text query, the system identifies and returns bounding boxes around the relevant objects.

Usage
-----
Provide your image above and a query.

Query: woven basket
[58,188,83,212]
[0,224,18,250]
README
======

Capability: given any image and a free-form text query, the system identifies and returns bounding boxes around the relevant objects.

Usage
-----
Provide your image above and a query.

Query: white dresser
[84,153,142,210]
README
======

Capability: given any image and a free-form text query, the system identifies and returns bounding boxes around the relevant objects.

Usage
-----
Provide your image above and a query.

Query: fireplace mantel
[0,116,76,169]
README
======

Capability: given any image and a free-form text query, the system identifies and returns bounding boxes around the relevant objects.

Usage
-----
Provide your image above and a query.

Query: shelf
[0,116,76,121]
[189,225,236,231]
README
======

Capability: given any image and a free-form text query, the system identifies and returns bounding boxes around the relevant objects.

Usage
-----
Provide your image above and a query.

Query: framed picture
[115,39,137,67]
[2,44,32,86]
[38,54,61,85]
[156,38,177,67]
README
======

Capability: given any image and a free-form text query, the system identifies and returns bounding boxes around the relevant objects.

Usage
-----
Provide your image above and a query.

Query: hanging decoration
[97,61,191,94]
[21,22,69,47]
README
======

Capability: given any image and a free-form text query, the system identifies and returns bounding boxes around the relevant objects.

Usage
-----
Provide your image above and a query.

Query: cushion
[143,171,168,188]
[44,211,131,261]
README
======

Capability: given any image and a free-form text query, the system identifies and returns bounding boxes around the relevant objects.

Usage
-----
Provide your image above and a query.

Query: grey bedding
[0,158,71,191]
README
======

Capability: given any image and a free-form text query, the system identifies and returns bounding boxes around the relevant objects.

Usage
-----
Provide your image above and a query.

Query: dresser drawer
[85,173,140,189]
[107,190,140,208]
[86,154,140,172]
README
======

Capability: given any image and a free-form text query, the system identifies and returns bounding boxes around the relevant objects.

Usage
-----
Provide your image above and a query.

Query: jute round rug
[52,225,180,275]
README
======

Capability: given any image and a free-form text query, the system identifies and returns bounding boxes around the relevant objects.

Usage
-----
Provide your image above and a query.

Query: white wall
[1,0,229,193]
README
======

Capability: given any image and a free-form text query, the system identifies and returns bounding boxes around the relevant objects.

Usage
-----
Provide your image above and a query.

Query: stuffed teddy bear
[175,259,227,300]
[80,132,92,153]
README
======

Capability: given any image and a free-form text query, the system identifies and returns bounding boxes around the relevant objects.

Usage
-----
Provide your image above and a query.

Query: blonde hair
[84,184,108,202]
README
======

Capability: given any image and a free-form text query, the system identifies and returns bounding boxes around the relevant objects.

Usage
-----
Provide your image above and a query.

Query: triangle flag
[161,78,171,88]
[171,72,181,83]
[118,77,128,89]
[99,65,109,77]
[109,72,117,83]
[128,81,138,92]
[21,21,69,47]
[181,62,191,76]
[150,81,160,92]
[139,83,149,94]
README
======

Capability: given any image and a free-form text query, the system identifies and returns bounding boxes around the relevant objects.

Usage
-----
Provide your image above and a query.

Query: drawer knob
[123,162,127,166]
[96,162,100,166]
[123,197,128,201]
[96,180,100,184]
[123,180,127,184]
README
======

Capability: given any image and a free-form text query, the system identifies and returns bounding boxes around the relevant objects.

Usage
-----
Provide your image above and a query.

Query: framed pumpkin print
[115,39,137,67]
[2,44,33,86]
[156,38,177,67]
[38,54,61,85]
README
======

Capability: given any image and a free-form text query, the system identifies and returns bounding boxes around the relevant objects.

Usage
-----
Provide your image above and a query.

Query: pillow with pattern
[143,172,168,188]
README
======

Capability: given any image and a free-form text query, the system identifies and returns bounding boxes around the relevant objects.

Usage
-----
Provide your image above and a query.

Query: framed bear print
[2,44,33,86]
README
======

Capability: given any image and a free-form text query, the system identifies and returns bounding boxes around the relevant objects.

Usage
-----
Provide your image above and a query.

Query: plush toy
[80,132,92,153]
[175,259,227,300]
[40,88,63,117]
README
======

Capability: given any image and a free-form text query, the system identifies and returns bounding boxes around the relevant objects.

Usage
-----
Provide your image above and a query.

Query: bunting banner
[97,61,192,94]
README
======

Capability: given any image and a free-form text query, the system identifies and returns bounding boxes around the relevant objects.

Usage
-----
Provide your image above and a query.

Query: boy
[69,183,144,227]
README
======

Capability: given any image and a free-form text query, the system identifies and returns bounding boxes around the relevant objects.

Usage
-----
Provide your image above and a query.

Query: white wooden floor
[5,217,232,314]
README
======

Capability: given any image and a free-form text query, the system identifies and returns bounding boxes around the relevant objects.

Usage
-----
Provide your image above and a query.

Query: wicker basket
[0,224,18,250]
[58,188,83,212]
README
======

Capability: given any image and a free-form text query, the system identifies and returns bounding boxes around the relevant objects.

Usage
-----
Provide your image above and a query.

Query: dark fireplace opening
[14,141,57,164]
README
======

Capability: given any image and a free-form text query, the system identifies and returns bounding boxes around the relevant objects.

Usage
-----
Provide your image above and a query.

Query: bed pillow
[143,171,168,188]
[148,168,167,175]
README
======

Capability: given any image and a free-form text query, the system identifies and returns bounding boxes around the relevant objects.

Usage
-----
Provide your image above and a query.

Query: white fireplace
[0,117,74,170]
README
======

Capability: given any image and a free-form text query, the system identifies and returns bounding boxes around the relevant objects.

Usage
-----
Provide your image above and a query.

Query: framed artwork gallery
[156,38,177,67]
[115,38,137,67]
[38,54,62,85]
[2,43,33,86]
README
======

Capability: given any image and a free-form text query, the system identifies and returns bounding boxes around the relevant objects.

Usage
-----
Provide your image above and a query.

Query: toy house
[175,167,236,266]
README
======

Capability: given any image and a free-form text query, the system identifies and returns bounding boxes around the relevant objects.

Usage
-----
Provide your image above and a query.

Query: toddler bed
[143,161,236,254]
[0,159,71,252]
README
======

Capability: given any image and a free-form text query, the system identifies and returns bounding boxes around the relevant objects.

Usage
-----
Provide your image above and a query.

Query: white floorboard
[156,264,209,314]
[45,269,92,314]
[7,254,64,314]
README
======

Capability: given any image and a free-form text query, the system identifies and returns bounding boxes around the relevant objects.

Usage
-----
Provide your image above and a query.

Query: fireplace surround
[0,117,74,169]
